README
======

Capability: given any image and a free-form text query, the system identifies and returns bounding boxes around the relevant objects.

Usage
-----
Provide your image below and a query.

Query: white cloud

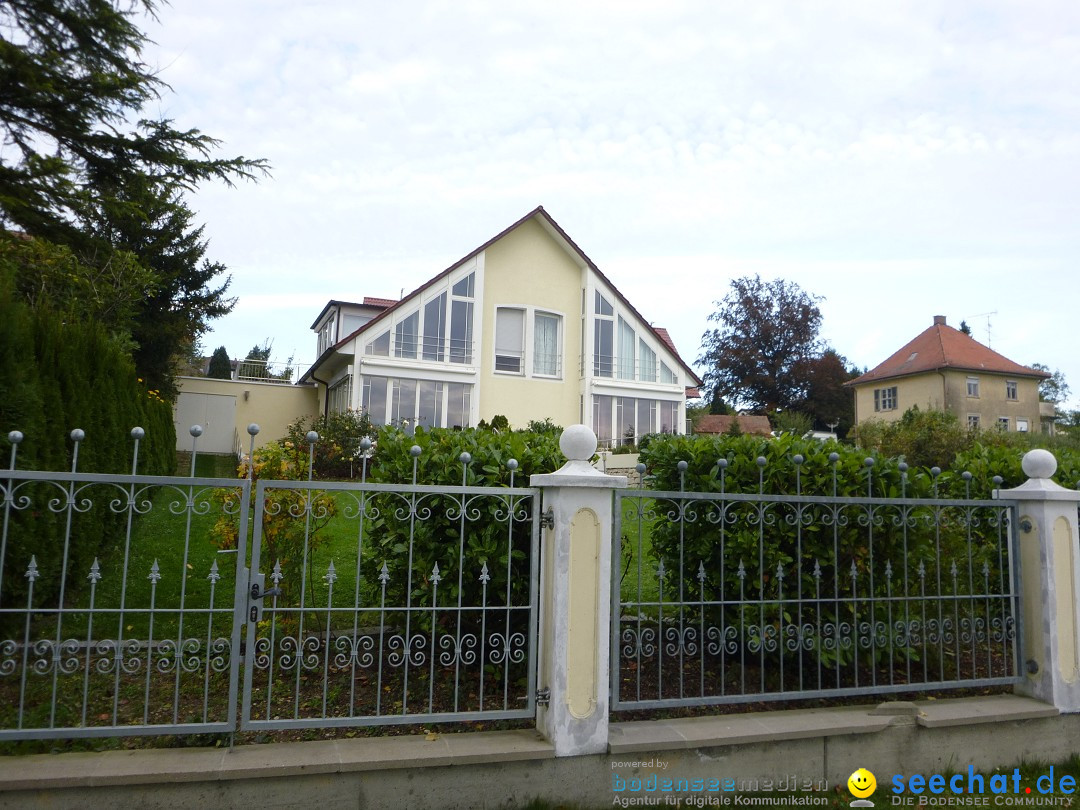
[137,1,1080,406]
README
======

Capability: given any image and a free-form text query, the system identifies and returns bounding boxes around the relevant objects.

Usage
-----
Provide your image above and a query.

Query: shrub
[282,409,377,480]
[853,407,972,469]
[360,426,562,620]
[0,276,174,614]
[211,439,337,606]
[635,433,1006,669]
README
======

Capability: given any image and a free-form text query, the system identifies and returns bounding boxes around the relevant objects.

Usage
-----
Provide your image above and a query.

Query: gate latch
[247,571,282,624]
[539,510,554,531]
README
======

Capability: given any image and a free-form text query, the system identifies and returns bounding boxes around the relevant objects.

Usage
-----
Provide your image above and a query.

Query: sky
[141,0,1080,409]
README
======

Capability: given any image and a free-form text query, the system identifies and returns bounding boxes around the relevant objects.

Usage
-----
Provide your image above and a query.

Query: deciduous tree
[1031,363,1070,405]
[698,275,824,412]
[792,349,860,437]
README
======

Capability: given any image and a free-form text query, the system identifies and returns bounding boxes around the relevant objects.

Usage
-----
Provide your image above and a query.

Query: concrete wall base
[0,696,1073,809]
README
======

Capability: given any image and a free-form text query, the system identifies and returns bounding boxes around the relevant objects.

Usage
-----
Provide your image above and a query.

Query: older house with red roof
[300,207,702,446]
[845,315,1050,433]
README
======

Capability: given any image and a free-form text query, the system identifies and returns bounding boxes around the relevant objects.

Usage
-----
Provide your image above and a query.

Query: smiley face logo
[848,768,877,799]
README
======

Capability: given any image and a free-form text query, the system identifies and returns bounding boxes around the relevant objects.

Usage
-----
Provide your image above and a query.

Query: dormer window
[317,316,337,357]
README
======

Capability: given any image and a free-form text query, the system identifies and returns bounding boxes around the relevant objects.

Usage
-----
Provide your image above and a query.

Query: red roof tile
[654,328,677,356]
[847,318,1048,386]
[694,414,773,436]
[363,297,397,308]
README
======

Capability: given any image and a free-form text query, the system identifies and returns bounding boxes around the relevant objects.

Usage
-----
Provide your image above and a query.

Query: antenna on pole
[972,311,998,348]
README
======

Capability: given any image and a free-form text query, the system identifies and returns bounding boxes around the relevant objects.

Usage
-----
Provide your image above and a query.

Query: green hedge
[0,282,175,612]
[635,433,1023,669]
[362,426,562,616]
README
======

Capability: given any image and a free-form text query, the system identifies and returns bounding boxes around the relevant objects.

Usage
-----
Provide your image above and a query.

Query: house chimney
[933,315,946,326]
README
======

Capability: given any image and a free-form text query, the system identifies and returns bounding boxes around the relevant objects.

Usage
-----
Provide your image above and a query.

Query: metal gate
[0,431,540,739]
[238,476,541,730]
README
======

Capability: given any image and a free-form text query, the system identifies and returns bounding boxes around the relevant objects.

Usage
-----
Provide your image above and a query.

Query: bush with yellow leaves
[212,439,337,606]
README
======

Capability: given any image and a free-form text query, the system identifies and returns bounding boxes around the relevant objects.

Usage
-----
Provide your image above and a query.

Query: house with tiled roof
[300,207,702,446]
[845,315,1050,433]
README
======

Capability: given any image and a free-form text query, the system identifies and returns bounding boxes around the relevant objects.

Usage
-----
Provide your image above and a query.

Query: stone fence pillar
[997,449,1080,711]
[531,425,626,756]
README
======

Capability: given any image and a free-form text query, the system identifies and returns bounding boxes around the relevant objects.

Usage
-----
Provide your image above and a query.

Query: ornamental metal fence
[611,459,1023,711]
[0,428,539,740]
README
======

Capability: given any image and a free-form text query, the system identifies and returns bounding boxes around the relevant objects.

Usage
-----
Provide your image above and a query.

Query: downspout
[938,371,948,412]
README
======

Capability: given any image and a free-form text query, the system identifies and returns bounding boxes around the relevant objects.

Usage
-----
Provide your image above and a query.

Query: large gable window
[617,317,635,380]
[450,273,474,364]
[593,291,613,378]
[639,339,657,383]
[394,311,419,359]
[365,330,390,357]
[423,293,446,361]
[660,361,677,385]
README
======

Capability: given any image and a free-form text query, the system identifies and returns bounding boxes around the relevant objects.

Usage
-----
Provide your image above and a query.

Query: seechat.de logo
[848,767,878,807]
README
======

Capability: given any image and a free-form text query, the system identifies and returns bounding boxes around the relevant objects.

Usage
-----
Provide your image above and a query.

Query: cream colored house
[846,315,1049,433]
[299,207,701,446]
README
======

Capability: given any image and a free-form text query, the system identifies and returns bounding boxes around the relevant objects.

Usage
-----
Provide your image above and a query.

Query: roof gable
[848,319,1048,386]
[303,206,702,385]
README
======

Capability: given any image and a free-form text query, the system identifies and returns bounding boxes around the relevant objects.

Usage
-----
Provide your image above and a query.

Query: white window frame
[494,307,525,375]
[365,329,390,357]
[617,316,636,380]
[593,290,614,378]
[967,377,980,398]
[1016,418,1029,433]
[364,375,473,432]
[967,414,981,429]
[327,374,352,414]
[997,417,1010,431]
[533,311,562,378]
[494,306,564,380]
[394,310,420,359]
[1006,380,1018,400]
[639,339,657,383]
[317,316,337,357]
[874,386,898,411]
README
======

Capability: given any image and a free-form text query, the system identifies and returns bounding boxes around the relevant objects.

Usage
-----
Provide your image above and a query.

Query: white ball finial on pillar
[1022,449,1057,480]
[560,424,597,462]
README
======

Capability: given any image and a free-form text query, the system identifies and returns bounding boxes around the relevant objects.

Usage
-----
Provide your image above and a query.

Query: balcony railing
[232,358,310,385]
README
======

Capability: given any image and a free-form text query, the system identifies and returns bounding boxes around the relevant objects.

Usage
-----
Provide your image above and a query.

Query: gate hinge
[536,687,550,706]
[539,510,554,531]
